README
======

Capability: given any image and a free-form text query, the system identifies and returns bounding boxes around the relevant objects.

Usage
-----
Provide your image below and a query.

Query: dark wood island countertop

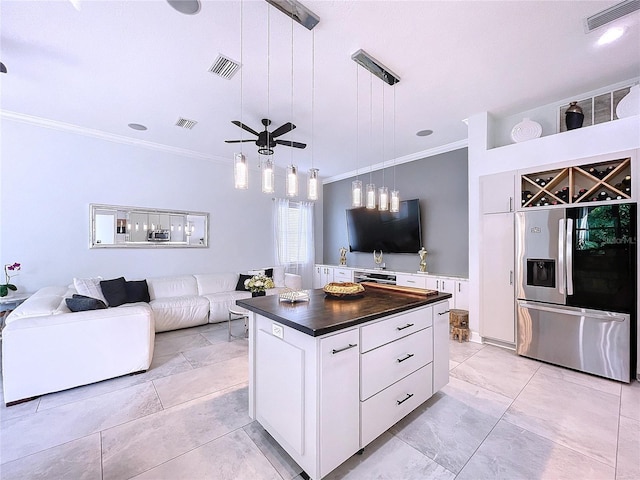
[237,286,452,337]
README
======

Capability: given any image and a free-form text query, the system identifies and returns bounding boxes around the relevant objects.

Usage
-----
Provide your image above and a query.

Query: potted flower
[245,273,275,297]
[1,262,21,297]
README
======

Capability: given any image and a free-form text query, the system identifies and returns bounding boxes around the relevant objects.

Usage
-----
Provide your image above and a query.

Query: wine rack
[521,157,631,208]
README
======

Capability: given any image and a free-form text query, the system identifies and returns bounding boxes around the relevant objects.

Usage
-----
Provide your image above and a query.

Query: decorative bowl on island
[323,282,365,298]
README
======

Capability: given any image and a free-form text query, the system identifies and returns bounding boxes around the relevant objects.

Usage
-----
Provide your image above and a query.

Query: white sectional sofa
[2,268,301,405]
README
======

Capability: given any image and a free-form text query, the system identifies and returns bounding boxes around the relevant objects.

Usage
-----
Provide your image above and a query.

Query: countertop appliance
[147,229,170,242]
[516,203,637,382]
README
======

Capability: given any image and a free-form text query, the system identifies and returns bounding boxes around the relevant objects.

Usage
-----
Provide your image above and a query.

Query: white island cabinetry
[245,292,450,480]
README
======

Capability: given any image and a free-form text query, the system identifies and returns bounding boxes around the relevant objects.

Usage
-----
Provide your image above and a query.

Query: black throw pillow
[126,279,150,303]
[235,274,253,291]
[264,268,273,278]
[100,277,128,307]
[66,294,107,312]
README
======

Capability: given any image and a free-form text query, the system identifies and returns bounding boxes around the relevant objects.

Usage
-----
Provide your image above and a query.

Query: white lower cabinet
[332,267,354,283]
[454,279,469,310]
[395,273,428,289]
[314,265,334,289]
[319,329,360,477]
[251,299,450,480]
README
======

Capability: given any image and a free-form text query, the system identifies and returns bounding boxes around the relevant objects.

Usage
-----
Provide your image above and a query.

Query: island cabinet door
[319,328,360,477]
[433,301,450,392]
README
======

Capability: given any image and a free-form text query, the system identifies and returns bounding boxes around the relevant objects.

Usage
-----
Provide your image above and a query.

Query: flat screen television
[346,199,422,253]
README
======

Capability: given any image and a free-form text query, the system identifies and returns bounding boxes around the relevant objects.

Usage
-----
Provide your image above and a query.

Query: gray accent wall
[322,148,469,276]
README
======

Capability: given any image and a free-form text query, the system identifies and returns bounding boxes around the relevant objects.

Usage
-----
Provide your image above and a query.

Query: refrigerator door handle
[518,301,627,322]
[566,218,574,295]
[558,218,565,295]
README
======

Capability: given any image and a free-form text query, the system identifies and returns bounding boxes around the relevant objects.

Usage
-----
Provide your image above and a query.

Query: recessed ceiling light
[597,26,625,45]
[167,0,201,15]
[128,123,148,131]
[416,129,433,137]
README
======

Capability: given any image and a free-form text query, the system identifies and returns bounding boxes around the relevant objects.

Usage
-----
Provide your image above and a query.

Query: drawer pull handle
[397,353,415,363]
[397,323,415,331]
[397,393,414,405]
[332,343,357,354]
[438,310,450,316]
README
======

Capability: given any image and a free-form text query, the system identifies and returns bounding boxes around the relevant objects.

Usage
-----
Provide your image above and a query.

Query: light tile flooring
[1,321,638,480]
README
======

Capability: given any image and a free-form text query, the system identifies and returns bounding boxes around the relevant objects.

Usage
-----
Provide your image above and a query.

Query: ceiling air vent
[584,0,640,32]
[209,55,241,80]
[175,117,198,130]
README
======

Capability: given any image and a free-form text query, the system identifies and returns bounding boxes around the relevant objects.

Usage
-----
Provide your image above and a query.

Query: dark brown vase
[565,101,584,130]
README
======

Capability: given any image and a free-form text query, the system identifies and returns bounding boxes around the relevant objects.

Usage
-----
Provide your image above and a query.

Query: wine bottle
[588,167,599,177]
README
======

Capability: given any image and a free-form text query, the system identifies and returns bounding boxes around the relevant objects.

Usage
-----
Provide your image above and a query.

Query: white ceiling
[1,1,639,179]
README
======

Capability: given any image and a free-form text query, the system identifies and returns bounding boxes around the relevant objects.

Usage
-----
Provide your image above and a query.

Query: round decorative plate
[511,118,542,143]
[323,282,365,298]
[616,85,639,119]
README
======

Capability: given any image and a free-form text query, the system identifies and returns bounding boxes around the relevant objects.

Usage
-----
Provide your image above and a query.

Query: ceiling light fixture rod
[264,0,320,30]
[351,49,401,86]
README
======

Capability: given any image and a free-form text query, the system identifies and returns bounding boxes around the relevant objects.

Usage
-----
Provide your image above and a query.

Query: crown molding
[322,139,469,184]
[0,110,231,164]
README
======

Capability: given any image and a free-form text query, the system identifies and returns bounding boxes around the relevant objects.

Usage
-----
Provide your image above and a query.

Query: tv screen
[346,199,422,254]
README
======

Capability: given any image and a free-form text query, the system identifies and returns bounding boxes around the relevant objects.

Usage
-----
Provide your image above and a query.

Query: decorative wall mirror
[90,204,209,248]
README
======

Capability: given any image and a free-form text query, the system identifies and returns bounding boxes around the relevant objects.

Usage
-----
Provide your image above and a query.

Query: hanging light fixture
[307,30,319,201]
[234,153,248,189]
[286,164,298,197]
[234,0,247,190]
[286,6,298,197]
[390,83,400,212]
[365,72,376,209]
[378,81,388,211]
[261,7,275,194]
[261,156,275,193]
[352,62,362,207]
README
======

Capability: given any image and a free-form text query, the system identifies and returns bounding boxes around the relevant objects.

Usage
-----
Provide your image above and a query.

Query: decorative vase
[252,291,266,297]
[565,102,584,130]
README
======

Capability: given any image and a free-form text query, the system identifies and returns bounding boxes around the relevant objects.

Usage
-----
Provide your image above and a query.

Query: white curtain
[273,198,315,289]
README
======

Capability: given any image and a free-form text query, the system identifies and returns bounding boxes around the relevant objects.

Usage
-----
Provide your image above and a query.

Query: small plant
[1,262,21,297]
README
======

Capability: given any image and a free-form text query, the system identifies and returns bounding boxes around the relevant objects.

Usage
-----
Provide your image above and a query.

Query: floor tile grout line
[239,423,299,480]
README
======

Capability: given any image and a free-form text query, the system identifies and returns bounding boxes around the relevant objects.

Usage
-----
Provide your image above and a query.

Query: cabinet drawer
[360,364,433,447]
[396,274,427,289]
[333,268,354,282]
[361,327,433,400]
[361,307,432,353]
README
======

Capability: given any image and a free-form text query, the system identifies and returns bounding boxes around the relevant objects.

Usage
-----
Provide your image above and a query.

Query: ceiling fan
[225,118,307,155]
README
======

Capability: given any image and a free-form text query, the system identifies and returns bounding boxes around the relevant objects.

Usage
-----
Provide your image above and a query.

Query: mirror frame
[89,203,209,249]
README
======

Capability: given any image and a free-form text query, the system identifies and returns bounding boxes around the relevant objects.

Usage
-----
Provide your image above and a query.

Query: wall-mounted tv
[346,199,422,254]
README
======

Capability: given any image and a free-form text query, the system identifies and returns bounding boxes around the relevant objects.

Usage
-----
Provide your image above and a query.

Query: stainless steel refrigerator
[516,203,637,382]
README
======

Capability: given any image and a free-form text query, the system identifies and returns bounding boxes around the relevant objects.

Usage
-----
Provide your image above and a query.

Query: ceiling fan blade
[224,139,256,143]
[276,140,307,149]
[231,120,259,136]
[271,122,296,138]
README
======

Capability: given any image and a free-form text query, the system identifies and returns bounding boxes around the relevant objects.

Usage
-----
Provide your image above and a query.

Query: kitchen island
[237,286,452,480]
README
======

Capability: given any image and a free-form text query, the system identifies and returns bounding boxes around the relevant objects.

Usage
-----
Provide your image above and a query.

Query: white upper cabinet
[480,171,517,214]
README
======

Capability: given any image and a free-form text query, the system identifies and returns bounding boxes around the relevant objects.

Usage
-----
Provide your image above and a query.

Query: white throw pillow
[73,277,108,305]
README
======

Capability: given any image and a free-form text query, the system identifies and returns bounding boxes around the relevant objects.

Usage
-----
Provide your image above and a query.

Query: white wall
[467,113,640,339]
[0,119,316,291]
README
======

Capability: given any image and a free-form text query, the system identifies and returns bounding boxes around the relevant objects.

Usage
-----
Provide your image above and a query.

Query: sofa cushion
[149,295,209,332]
[194,273,240,295]
[100,277,128,307]
[6,286,73,324]
[204,291,252,323]
[235,274,252,291]
[73,277,108,305]
[147,275,198,300]
[65,294,108,312]
[126,280,150,303]
[270,266,286,287]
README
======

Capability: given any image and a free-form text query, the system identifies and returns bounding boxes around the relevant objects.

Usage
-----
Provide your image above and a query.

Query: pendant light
[378,82,388,211]
[365,72,376,209]
[352,62,362,207]
[261,7,275,194]
[234,0,247,190]
[307,30,319,201]
[390,84,400,212]
[286,7,298,197]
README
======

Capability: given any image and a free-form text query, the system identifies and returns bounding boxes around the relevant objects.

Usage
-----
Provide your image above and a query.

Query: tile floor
[1,321,638,480]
